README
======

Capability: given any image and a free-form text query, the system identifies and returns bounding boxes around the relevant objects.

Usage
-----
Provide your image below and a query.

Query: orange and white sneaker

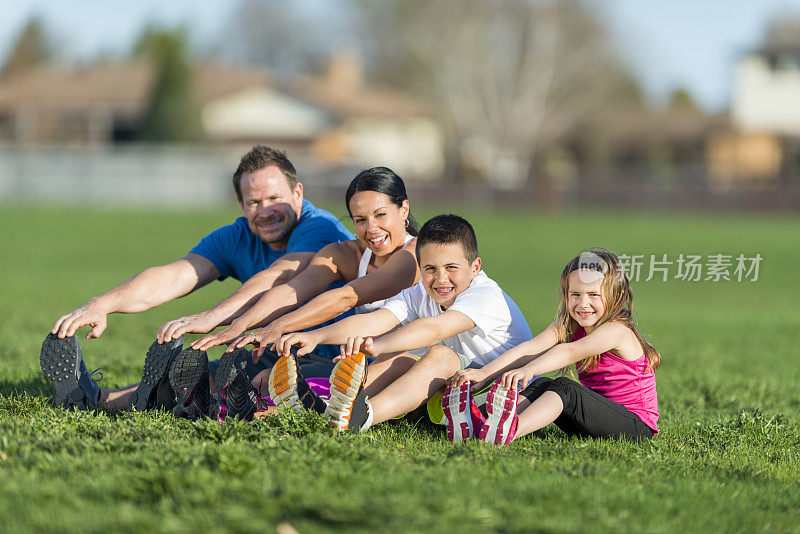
[324,352,368,433]
[268,350,327,414]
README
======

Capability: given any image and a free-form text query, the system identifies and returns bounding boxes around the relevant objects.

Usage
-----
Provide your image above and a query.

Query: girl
[446,248,659,444]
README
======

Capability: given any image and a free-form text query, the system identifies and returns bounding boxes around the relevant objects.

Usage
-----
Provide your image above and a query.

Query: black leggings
[519,376,655,441]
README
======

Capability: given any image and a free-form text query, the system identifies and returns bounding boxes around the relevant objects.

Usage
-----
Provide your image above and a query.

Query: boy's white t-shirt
[381,271,533,367]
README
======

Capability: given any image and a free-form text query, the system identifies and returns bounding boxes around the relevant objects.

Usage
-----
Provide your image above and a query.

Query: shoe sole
[442,382,473,443]
[324,352,366,431]
[40,333,84,409]
[216,349,257,420]
[479,381,518,445]
[130,341,176,411]
[169,349,209,421]
[268,354,301,410]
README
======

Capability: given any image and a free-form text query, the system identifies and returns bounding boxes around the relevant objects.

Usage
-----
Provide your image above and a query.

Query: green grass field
[1,204,798,533]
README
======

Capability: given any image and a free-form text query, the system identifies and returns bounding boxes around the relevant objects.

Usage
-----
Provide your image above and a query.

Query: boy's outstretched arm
[500,322,627,388]
[273,308,401,357]
[354,310,477,357]
[451,322,559,388]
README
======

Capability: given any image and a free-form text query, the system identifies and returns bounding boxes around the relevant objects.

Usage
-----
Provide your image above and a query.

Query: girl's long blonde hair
[555,248,661,372]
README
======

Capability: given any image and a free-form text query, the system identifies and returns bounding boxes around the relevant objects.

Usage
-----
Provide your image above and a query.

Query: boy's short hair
[232,145,298,202]
[416,214,479,264]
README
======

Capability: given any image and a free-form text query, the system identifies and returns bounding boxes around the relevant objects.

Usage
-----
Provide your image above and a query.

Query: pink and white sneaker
[478,379,519,445]
[442,382,487,443]
[442,382,473,442]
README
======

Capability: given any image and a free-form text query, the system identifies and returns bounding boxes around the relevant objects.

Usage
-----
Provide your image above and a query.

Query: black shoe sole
[169,348,210,421]
[216,349,258,420]
[130,340,177,412]
[40,333,89,410]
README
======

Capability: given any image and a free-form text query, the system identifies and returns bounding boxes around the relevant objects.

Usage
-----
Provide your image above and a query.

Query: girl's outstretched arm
[451,322,559,389]
[500,322,630,389]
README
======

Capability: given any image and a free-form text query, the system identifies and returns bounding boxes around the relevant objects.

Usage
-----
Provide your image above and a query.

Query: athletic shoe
[215,348,267,421]
[129,337,184,412]
[478,379,519,445]
[40,333,102,411]
[324,352,368,432]
[168,348,211,421]
[268,349,327,415]
[442,382,478,443]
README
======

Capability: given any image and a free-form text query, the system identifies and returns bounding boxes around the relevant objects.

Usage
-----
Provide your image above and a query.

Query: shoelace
[88,368,104,383]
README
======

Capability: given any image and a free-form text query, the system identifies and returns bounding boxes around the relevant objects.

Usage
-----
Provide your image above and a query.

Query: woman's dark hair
[345,167,418,235]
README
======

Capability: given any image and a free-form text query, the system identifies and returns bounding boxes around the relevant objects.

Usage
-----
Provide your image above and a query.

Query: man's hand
[52,299,109,340]
[273,331,321,358]
[158,311,220,343]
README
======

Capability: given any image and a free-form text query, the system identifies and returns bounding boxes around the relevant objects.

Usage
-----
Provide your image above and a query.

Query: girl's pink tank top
[573,327,659,432]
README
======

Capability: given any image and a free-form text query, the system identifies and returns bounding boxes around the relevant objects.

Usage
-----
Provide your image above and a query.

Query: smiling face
[348,190,409,258]
[418,242,481,309]
[238,166,304,250]
[566,269,607,332]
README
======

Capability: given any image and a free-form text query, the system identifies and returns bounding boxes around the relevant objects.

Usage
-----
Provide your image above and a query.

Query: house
[0,52,445,180]
[721,42,800,186]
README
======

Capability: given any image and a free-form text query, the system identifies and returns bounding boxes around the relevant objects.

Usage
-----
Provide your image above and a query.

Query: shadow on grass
[0,376,51,398]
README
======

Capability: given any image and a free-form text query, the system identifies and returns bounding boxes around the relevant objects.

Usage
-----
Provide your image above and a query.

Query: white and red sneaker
[442,382,487,443]
[478,379,519,445]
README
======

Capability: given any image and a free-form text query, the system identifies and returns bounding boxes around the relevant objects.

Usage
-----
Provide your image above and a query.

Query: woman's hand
[158,311,219,344]
[191,321,246,351]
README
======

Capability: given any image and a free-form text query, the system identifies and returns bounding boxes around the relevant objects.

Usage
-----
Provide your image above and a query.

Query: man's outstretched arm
[52,253,221,340]
[157,251,315,342]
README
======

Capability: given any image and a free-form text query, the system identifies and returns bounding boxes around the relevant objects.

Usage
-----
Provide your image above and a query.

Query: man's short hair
[232,145,299,202]
[416,214,479,264]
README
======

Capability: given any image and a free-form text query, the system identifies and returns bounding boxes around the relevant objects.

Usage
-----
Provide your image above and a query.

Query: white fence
[0,144,360,207]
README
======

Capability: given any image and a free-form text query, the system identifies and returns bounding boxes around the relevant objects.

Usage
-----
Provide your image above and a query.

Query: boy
[268,214,533,432]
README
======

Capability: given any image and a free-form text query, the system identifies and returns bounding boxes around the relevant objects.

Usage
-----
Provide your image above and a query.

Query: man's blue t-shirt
[190,199,353,282]
[190,200,353,359]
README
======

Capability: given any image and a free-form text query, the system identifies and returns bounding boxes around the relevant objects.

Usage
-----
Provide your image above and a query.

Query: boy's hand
[339,336,379,360]
[500,365,537,390]
[273,331,319,358]
[450,368,486,390]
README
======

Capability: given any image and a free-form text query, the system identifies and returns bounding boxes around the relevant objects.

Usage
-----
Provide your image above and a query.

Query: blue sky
[2,0,800,112]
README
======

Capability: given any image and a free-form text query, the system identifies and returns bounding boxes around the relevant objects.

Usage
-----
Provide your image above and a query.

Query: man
[43,145,353,412]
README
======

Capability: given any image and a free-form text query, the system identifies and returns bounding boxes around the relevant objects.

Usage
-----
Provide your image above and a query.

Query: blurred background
[1,0,799,211]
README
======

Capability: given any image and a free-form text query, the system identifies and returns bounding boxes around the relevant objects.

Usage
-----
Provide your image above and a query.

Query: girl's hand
[273,332,319,358]
[339,336,379,360]
[500,365,537,390]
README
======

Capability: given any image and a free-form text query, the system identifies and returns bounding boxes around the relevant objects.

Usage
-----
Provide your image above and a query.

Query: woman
[159,167,420,413]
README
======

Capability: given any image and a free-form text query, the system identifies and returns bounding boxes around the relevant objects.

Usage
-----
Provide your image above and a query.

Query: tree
[358,0,639,186]
[1,16,52,79]
[668,87,699,112]
[135,25,205,142]
[226,0,359,78]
